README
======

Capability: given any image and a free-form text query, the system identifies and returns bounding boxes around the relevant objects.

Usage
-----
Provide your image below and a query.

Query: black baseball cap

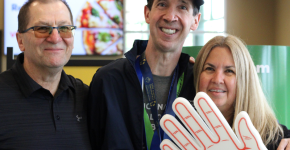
[147,0,204,11]
[193,0,204,11]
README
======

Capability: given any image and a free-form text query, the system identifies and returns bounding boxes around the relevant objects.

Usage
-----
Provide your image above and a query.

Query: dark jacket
[88,40,195,150]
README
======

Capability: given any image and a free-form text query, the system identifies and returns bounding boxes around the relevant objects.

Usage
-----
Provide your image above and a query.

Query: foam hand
[160,92,267,150]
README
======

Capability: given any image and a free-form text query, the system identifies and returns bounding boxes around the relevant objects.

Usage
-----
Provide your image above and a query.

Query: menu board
[4,0,124,55]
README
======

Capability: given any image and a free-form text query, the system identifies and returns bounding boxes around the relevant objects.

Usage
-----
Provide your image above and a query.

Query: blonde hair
[193,35,283,145]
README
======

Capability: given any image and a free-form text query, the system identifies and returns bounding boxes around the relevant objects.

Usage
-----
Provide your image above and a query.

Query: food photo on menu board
[4,0,124,56]
[76,0,124,55]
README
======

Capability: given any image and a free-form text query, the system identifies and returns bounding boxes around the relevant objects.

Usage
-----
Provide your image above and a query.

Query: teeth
[209,89,224,92]
[162,28,176,34]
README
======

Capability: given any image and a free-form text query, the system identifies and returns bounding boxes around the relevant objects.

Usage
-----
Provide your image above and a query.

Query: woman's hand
[277,138,290,150]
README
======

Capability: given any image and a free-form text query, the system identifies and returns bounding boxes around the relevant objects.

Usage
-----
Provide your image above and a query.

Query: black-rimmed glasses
[19,25,77,38]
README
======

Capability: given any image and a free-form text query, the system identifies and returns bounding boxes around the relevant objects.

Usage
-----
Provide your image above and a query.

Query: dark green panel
[182,46,290,128]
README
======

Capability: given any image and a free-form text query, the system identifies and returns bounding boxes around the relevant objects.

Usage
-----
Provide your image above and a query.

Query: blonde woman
[193,35,290,150]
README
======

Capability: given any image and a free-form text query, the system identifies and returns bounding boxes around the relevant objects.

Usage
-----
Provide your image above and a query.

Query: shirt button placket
[53,97,63,131]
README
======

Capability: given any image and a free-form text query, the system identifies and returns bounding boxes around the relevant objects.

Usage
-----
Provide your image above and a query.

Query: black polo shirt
[0,53,91,149]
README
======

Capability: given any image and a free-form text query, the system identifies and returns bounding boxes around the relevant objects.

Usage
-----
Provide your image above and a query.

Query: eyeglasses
[19,25,77,38]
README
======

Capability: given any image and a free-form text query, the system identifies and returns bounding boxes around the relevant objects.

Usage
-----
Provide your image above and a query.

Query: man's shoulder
[90,57,136,88]
[101,58,130,69]
[0,69,16,86]
[178,53,193,73]
[0,69,21,98]
[95,58,131,76]
[66,74,89,91]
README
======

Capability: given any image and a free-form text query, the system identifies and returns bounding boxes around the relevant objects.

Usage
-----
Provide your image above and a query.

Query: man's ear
[144,5,151,24]
[190,13,201,31]
[16,33,25,52]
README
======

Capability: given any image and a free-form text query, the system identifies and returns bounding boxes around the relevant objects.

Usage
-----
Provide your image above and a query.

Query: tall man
[0,0,90,149]
[88,0,204,149]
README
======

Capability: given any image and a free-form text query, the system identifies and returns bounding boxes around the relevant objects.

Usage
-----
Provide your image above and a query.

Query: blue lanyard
[135,52,179,150]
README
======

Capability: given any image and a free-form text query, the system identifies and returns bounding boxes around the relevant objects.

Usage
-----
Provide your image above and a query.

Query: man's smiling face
[144,0,200,52]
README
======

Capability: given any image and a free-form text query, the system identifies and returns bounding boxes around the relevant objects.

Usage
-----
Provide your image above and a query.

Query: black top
[267,124,290,150]
[0,53,91,150]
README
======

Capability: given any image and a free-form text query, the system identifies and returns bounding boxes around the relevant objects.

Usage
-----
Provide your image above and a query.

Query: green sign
[183,45,290,128]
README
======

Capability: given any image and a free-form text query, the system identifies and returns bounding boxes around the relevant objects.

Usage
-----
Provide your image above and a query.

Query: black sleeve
[87,68,107,150]
[266,124,290,150]
[281,124,290,138]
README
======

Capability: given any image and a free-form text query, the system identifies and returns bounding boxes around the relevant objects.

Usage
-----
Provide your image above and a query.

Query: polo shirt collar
[11,53,74,98]
[59,70,74,92]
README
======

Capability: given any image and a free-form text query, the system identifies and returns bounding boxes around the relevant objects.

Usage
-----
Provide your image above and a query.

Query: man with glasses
[0,0,90,149]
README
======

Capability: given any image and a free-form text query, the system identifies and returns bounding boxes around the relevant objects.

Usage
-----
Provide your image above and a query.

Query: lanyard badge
[135,53,184,150]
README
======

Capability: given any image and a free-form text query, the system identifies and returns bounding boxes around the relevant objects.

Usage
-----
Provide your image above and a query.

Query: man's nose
[46,28,62,43]
[163,7,178,22]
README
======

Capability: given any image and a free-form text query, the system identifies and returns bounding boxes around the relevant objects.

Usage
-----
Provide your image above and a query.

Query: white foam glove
[160,92,267,150]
